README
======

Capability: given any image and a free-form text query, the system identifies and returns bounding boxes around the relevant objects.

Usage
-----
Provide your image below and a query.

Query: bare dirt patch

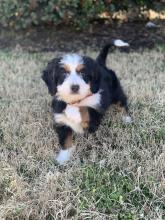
[0,49,165,219]
[0,20,165,52]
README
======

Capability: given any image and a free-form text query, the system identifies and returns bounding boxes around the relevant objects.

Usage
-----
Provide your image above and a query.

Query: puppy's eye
[63,68,70,75]
[63,64,70,73]
[77,69,83,74]
[76,64,84,74]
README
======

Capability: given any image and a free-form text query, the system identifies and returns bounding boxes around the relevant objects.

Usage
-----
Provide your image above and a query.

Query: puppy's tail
[96,39,129,66]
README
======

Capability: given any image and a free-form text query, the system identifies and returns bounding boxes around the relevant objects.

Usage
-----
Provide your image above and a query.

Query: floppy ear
[90,62,100,93]
[83,57,100,94]
[42,58,60,96]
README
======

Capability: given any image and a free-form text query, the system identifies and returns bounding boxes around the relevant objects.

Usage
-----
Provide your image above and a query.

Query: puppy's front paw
[65,105,82,123]
[56,149,72,165]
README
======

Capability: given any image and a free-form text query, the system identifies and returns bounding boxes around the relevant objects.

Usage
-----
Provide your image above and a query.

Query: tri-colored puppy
[42,40,131,165]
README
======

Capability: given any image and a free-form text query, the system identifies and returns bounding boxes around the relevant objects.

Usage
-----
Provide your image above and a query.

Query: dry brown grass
[0,48,165,220]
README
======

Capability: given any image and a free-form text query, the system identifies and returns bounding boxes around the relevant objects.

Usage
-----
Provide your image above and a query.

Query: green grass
[156,43,165,52]
[73,165,164,219]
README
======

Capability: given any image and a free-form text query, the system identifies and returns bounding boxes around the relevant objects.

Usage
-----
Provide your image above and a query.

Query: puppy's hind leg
[114,96,132,124]
[120,104,132,124]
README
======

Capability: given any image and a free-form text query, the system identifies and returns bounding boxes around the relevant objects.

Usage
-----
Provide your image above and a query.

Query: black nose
[71,84,79,93]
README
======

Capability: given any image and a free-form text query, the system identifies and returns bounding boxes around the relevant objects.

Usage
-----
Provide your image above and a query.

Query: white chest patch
[54,113,84,134]
[64,105,82,123]
[77,92,101,109]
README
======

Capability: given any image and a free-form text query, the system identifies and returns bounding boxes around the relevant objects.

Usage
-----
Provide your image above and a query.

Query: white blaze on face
[57,54,90,103]
[60,54,83,72]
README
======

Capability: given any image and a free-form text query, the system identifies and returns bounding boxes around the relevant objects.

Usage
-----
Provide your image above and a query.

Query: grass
[0,48,165,220]
[156,43,165,52]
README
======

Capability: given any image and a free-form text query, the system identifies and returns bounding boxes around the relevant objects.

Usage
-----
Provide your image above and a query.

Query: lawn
[0,48,164,220]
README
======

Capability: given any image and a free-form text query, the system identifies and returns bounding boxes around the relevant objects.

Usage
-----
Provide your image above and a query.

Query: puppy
[42,40,131,165]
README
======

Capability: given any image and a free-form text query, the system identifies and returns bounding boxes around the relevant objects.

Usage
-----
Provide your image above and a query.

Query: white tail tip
[114,39,129,47]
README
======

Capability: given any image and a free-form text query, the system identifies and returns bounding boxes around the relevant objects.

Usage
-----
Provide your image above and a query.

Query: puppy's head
[42,54,100,103]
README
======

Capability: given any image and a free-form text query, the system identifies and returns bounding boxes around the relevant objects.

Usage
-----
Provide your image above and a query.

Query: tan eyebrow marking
[76,64,84,73]
[63,64,71,73]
